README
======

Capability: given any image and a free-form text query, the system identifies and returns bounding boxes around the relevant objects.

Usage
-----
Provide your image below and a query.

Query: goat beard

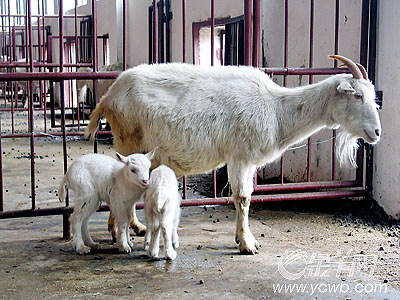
[336,131,360,168]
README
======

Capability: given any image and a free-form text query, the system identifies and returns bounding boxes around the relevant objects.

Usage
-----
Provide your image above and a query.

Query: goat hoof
[235,235,240,244]
[172,241,179,249]
[76,245,91,255]
[237,234,260,255]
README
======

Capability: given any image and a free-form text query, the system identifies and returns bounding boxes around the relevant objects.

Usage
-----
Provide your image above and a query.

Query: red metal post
[0,113,3,212]
[153,0,158,63]
[306,0,314,182]
[182,0,186,63]
[123,0,127,70]
[332,0,340,181]
[252,0,260,67]
[211,0,214,66]
[244,0,252,66]
[281,0,289,184]
[27,0,37,209]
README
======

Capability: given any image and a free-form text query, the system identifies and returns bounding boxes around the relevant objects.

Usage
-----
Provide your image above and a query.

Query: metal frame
[0,0,377,240]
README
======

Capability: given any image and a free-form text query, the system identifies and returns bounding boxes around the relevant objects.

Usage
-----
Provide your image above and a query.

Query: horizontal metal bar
[0,131,112,139]
[0,68,349,82]
[253,180,360,192]
[0,63,91,68]
[0,71,120,81]
[263,67,350,76]
[0,190,366,219]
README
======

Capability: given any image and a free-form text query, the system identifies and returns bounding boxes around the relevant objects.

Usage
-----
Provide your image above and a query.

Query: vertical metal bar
[158,0,164,63]
[153,0,158,63]
[307,0,314,182]
[0,113,3,212]
[7,0,12,61]
[42,0,47,133]
[281,0,289,184]
[27,0,36,209]
[244,0,251,66]
[123,0,127,70]
[92,0,99,153]
[365,0,377,194]
[210,0,217,197]
[165,0,171,62]
[75,0,81,132]
[182,0,186,63]
[59,0,70,240]
[332,0,340,181]
[211,0,214,66]
[182,0,187,198]
[252,0,260,67]
[38,15,43,109]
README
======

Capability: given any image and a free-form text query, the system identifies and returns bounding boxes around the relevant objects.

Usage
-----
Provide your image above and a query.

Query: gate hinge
[376,90,383,108]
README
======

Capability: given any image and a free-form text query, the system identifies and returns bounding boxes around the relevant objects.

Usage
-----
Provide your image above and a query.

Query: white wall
[374,0,400,219]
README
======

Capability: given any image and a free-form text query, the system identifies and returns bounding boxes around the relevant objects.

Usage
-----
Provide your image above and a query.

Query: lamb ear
[146,147,158,161]
[116,152,128,164]
[337,81,356,94]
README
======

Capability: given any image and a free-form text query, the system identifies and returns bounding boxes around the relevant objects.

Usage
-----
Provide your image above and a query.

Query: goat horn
[328,55,362,79]
[356,63,368,80]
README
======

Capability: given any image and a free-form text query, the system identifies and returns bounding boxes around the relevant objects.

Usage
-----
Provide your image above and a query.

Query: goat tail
[156,189,168,213]
[84,95,108,140]
[58,177,67,203]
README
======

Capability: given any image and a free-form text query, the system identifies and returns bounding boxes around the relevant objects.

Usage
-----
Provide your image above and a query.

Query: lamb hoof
[172,241,179,249]
[76,245,91,255]
[235,235,240,244]
[127,239,134,248]
[166,249,177,261]
[89,242,100,250]
[118,244,132,253]
[132,223,146,236]
[148,248,160,259]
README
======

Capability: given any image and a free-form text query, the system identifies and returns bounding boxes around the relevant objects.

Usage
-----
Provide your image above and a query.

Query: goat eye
[131,169,136,173]
[354,93,363,100]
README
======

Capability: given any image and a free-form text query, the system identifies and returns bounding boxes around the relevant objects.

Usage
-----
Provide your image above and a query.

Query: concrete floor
[0,204,399,300]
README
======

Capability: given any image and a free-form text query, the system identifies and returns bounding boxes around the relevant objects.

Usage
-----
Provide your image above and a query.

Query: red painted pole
[123,0,127,70]
[153,0,158,63]
[252,0,260,67]
[182,0,186,63]
[244,0,252,66]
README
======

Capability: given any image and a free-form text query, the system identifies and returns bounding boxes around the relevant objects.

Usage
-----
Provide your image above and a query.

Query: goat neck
[276,77,337,152]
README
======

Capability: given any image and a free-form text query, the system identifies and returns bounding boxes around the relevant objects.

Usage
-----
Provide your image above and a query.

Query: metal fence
[0,0,377,239]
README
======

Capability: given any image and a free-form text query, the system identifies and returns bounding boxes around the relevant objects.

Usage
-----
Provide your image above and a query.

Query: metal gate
[0,0,378,239]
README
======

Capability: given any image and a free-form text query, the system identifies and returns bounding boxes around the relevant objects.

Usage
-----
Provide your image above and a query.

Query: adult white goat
[86,55,381,254]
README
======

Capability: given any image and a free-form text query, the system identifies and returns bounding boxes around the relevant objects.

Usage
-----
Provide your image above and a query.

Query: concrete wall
[374,1,400,219]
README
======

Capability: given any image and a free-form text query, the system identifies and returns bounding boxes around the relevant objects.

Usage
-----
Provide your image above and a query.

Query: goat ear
[146,147,158,161]
[337,81,356,94]
[116,152,128,164]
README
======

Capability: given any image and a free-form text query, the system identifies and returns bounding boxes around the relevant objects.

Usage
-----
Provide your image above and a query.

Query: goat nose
[142,180,149,186]
[375,129,381,137]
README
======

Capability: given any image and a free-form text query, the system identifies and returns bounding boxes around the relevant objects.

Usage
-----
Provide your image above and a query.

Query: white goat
[144,165,181,260]
[58,150,155,254]
[86,55,382,255]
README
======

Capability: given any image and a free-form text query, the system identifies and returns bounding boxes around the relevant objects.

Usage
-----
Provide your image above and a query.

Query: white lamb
[58,150,155,254]
[144,165,181,260]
